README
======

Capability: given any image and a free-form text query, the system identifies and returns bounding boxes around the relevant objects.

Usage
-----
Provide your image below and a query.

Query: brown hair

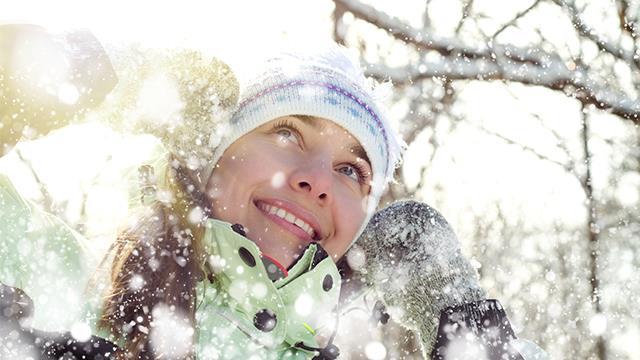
[98,163,208,359]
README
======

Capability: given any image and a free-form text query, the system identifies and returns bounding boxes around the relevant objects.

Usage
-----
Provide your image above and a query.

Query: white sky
[1,0,336,83]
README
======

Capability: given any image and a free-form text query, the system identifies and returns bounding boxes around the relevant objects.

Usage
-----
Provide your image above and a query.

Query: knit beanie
[204,43,405,243]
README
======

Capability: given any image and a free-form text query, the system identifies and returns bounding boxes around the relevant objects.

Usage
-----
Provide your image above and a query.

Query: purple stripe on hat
[237,80,391,177]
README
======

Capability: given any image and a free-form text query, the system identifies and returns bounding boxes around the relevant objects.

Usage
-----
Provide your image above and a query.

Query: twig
[551,0,636,66]
[491,0,542,39]
[455,0,475,34]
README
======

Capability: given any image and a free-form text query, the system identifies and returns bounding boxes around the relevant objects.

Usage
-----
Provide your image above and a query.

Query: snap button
[238,247,256,267]
[322,274,333,291]
[253,308,277,332]
[231,223,247,236]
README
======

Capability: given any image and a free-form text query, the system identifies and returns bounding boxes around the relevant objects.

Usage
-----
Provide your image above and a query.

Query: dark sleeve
[31,329,121,359]
[1,282,121,359]
[430,299,525,360]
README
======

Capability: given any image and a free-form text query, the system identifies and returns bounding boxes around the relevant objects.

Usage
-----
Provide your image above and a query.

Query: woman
[1,31,542,358]
[97,44,404,359]
[98,42,547,360]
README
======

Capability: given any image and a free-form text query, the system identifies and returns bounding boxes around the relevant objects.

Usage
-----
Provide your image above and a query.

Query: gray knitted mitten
[355,200,486,356]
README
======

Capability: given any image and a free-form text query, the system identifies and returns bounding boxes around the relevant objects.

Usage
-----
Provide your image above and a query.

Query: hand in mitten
[1,24,117,153]
[354,200,486,356]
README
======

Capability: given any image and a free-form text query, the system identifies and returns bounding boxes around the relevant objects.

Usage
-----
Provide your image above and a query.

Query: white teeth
[294,218,313,236]
[259,203,316,238]
[285,213,296,223]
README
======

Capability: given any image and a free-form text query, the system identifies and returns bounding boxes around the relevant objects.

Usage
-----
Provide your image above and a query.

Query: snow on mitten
[354,200,485,356]
[101,47,239,178]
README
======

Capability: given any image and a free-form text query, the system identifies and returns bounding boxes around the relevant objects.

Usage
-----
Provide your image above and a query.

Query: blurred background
[2,0,639,358]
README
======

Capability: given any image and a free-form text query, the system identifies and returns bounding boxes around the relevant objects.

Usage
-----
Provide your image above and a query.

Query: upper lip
[254,198,323,241]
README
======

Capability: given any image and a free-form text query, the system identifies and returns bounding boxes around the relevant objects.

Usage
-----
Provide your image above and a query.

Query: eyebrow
[295,115,326,132]
[349,144,371,169]
[292,115,372,169]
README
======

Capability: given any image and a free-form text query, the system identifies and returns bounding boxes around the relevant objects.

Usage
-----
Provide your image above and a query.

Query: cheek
[330,191,368,256]
[206,147,294,209]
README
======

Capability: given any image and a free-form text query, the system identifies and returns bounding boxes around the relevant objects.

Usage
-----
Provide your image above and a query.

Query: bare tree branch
[502,86,580,170]
[580,108,608,360]
[334,0,640,123]
[617,0,637,38]
[332,0,347,45]
[473,123,571,171]
[334,0,559,64]
[551,0,637,66]
[455,0,475,34]
[491,0,542,39]
[366,60,640,123]
[616,0,639,85]
[412,84,457,195]
[422,0,432,29]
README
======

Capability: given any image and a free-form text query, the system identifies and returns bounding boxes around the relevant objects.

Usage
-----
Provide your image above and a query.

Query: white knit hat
[205,43,405,242]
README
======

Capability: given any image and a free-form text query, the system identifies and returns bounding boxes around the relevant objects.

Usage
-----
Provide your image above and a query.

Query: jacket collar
[200,219,342,351]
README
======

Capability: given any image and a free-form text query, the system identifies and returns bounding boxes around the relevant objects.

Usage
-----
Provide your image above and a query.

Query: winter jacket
[195,219,342,359]
[0,174,99,332]
[0,174,120,358]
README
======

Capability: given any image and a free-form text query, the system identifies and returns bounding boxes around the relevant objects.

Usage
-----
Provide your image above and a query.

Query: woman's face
[206,115,372,268]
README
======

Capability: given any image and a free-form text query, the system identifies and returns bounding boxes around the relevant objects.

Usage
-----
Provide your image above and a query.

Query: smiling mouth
[256,202,318,240]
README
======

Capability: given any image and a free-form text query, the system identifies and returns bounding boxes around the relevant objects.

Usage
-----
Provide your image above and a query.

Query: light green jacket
[0,174,99,332]
[196,219,342,359]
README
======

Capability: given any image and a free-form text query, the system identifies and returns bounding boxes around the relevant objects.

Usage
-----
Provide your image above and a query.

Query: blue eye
[276,128,300,145]
[337,164,361,182]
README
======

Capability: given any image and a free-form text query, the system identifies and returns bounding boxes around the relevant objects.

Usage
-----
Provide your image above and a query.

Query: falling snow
[2,1,639,358]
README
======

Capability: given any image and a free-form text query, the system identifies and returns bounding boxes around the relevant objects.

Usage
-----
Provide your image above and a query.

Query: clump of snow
[129,274,146,291]
[150,303,194,358]
[207,254,227,274]
[251,282,268,299]
[70,321,92,342]
[364,341,387,360]
[187,206,205,224]
[294,293,314,317]
[270,171,285,188]
[346,244,366,271]
[100,48,239,186]
[135,73,184,127]
[589,313,607,336]
[443,333,488,360]
[56,82,80,105]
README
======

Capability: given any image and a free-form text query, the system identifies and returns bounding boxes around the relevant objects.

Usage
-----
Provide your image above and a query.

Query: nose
[289,158,333,205]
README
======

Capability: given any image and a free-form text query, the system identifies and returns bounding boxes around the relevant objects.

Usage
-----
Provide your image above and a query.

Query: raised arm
[355,200,548,359]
